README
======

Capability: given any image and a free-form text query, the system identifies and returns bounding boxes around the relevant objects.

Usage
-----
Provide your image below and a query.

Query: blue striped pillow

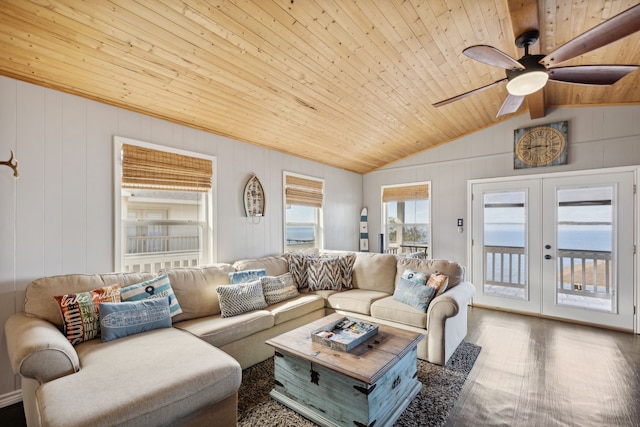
[121,274,183,317]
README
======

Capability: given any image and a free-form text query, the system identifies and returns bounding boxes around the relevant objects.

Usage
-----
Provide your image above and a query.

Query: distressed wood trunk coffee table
[266,313,424,427]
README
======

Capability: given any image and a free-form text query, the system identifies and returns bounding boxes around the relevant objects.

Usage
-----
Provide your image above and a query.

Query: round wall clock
[514,122,568,168]
[243,174,265,218]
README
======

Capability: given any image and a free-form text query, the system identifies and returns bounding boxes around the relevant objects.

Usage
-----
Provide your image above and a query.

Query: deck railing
[484,246,613,299]
[126,235,200,254]
[124,251,200,274]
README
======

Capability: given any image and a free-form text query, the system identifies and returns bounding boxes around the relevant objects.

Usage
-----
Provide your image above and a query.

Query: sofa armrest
[426,281,475,329]
[5,312,80,383]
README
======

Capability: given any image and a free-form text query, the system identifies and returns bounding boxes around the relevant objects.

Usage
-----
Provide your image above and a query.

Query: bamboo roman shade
[285,174,324,208]
[122,144,213,192]
[382,184,429,203]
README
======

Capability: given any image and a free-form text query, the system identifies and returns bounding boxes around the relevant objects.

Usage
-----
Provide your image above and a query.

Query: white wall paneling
[0,76,362,399]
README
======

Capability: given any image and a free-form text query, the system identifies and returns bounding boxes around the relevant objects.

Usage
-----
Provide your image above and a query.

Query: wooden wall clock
[243,174,265,219]
[514,121,568,169]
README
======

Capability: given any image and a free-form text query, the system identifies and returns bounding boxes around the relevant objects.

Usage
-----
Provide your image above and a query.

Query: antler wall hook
[1,150,19,178]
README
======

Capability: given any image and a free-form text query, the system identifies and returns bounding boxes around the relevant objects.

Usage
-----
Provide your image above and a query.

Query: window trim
[283,171,324,251]
[113,136,217,271]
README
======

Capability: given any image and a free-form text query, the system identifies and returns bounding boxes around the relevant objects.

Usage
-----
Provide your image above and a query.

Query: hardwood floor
[446,307,640,427]
[2,307,638,426]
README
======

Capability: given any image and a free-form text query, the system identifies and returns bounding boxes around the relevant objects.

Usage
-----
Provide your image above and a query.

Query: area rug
[237,341,481,427]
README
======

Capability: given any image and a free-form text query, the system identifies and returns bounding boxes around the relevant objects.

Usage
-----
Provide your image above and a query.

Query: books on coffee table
[310,316,379,352]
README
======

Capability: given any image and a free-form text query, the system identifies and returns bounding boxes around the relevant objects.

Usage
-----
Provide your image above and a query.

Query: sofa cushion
[228,269,266,284]
[327,289,390,315]
[53,284,122,345]
[266,294,325,325]
[99,298,172,342]
[305,288,339,306]
[261,273,299,305]
[120,274,182,317]
[36,328,241,427]
[167,265,234,322]
[393,277,436,312]
[174,310,274,348]
[217,281,268,318]
[233,256,289,276]
[395,258,465,289]
[370,296,428,329]
[352,253,398,294]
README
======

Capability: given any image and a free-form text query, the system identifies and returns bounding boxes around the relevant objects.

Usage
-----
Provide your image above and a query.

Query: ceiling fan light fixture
[506,71,549,96]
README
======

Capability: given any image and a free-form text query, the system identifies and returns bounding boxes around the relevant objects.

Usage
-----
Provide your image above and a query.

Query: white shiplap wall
[364,105,640,263]
[0,76,362,399]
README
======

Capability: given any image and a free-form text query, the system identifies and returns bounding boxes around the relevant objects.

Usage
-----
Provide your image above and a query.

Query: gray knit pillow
[216,280,267,317]
[261,273,299,305]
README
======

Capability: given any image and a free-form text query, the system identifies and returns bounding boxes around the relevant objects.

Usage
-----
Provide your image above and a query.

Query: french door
[471,170,635,330]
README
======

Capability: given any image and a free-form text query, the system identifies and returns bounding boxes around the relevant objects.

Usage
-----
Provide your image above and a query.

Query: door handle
[545,255,552,260]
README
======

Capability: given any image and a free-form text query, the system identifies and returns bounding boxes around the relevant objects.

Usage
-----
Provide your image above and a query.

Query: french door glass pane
[483,191,527,300]
[555,186,615,313]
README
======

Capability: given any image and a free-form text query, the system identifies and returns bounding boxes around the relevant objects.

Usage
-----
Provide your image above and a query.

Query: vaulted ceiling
[1,0,639,173]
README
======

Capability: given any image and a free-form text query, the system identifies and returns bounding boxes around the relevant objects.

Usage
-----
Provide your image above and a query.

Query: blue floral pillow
[228,269,267,284]
[401,268,428,286]
[393,277,436,312]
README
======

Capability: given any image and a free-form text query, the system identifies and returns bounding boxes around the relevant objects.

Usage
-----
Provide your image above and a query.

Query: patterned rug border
[237,341,481,427]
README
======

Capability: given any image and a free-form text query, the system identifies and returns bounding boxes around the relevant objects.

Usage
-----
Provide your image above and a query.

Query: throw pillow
[99,298,171,343]
[393,277,436,312]
[54,284,122,345]
[427,272,449,296]
[121,274,182,317]
[228,269,267,284]
[261,273,299,305]
[401,268,428,286]
[307,256,343,291]
[217,280,267,317]
[284,253,313,289]
[332,253,356,289]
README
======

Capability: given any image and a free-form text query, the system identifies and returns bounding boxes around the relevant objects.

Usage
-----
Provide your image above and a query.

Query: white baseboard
[0,390,22,408]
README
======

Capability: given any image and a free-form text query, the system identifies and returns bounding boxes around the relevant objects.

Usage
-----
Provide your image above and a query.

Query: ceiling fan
[433,4,640,117]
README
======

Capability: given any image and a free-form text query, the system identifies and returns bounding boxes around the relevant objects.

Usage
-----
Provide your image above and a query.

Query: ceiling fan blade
[496,94,525,117]
[433,78,508,108]
[548,65,639,85]
[463,45,525,70]
[541,4,640,67]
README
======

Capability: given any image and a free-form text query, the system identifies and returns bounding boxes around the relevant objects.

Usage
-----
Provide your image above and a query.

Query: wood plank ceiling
[1,0,639,174]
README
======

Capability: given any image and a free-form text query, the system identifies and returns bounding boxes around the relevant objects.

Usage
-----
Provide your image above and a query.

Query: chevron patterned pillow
[308,256,343,291]
[216,280,267,317]
[284,253,314,289]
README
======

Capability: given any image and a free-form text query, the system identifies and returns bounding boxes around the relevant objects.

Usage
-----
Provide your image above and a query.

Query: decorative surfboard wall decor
[243,174,265,223]
[359,207,369,252]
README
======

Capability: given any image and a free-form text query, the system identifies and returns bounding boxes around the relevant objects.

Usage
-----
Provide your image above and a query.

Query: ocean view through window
[284,172,324,251]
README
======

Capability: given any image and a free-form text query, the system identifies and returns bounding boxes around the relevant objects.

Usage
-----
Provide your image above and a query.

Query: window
[382,182,431,256]
[114,137,215,274]
[283,172,324,252]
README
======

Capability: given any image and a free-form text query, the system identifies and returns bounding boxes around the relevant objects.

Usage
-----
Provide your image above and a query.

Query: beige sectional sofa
[4,251,474,427]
